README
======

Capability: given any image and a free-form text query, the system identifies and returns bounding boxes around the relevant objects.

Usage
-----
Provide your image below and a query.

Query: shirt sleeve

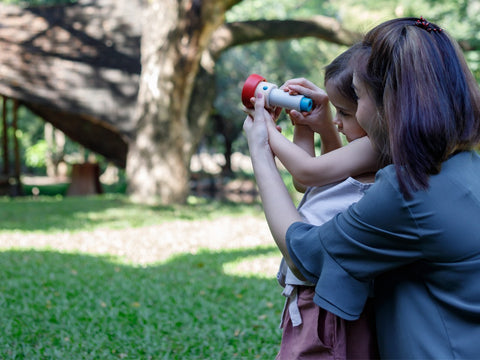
[287,222,371,320]
[286,167,424,320]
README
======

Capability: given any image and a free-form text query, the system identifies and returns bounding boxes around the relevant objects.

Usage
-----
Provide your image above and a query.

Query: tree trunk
[126,0,360,204]
[2,96,9,176]
[126,0,227,204]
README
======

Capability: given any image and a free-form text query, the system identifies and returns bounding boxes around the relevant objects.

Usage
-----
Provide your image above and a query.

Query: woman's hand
[243,93,276,157]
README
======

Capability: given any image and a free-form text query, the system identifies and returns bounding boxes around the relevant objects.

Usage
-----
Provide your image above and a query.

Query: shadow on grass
[0,246,282,359]
[0,195,263,233]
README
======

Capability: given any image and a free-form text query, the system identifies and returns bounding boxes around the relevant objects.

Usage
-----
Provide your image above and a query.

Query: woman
[244,17,480,358]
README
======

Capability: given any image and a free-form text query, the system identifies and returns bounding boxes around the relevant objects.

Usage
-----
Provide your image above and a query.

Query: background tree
[126,0,361,204]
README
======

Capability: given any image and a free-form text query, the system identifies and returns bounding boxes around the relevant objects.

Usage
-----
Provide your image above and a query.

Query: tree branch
[458,38,480,52]
[209,15,363,58]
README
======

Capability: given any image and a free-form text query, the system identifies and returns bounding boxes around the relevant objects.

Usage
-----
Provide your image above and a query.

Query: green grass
[0,248,282,359]
[0,195,283,359]
[0,194,264,233]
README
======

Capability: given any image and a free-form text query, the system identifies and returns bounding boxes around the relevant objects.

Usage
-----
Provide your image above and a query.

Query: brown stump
[67,163,103,196]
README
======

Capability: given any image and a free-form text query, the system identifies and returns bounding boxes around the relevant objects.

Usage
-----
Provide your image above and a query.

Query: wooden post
[0,97,9,195]
[12,100,20,180]
[67,162,103,196]
[11,100,23,196]
[2,96,9,176]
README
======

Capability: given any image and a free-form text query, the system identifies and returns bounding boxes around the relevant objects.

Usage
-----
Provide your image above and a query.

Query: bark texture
[0,0,144,166]
[126,0,234,203]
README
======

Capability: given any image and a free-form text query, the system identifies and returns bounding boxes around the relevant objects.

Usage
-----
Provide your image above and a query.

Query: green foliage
[24,140,48,168]
[327,0,480,77]
[16,107,44,151]
[227,0,335,21]
[0,101,43,173]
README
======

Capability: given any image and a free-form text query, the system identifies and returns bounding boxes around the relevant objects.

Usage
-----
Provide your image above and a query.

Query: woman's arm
[244,93,304,279]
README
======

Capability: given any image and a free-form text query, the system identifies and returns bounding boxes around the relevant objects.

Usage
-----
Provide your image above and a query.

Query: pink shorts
[276,286,379,360]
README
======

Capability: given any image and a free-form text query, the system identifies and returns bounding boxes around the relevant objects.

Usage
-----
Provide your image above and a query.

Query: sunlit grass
[0,194,264,233]
[223,250,280,278]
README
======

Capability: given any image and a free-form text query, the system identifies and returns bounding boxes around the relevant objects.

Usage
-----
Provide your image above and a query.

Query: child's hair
[324,43,362,103]
[357,17,480,197]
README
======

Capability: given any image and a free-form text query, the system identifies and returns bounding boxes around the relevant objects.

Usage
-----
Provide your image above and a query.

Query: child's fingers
[288,85,325,102]
[289,109,304,125]
[283,77,314,89]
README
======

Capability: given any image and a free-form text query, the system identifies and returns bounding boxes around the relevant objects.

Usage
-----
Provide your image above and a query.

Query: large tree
[126,0,361,204]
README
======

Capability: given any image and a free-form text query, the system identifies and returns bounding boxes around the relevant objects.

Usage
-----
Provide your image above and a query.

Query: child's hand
[281,78,334,135]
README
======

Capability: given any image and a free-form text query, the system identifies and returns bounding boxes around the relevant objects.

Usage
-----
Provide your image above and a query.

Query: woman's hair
[357,17,480,197]
[324,43,362,103]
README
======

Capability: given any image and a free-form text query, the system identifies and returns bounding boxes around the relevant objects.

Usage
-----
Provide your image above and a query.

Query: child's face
[352,73,377,137]
[325,81,366,143]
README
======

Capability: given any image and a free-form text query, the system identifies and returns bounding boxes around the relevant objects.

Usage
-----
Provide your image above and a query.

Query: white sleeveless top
[277,177,373,327]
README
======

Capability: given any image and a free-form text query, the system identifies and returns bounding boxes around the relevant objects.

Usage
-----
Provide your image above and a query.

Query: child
[251,45,380,359]
[245,17,480,359]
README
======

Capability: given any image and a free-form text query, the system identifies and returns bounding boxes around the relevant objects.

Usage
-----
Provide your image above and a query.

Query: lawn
[0,194,284,359]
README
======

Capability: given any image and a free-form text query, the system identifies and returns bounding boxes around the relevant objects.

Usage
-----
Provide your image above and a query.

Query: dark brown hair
[358,17,480,197]
[324,43,362,103]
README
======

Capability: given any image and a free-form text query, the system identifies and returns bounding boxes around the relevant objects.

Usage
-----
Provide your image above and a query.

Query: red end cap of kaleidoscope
[241,74,266,109]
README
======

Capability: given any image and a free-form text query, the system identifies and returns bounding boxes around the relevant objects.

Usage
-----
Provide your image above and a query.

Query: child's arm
[283,79,345,190]
[268,124,378,187]
[291,124,314,193]
[244,93,304,279]
[290,122,345,191]
[286,78,342,155]
[270,78,379,187]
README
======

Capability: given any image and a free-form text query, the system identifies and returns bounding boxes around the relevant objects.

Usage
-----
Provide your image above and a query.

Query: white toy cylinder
[253,81,277,109]
[268,89,312,112]
[241,74,313,112]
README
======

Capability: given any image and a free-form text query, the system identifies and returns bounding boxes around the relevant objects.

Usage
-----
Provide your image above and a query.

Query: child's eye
[338,110,353,117]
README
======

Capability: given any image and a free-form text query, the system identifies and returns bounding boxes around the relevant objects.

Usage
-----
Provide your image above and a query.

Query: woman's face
[325,81,366,143]
[352,73,377,137]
